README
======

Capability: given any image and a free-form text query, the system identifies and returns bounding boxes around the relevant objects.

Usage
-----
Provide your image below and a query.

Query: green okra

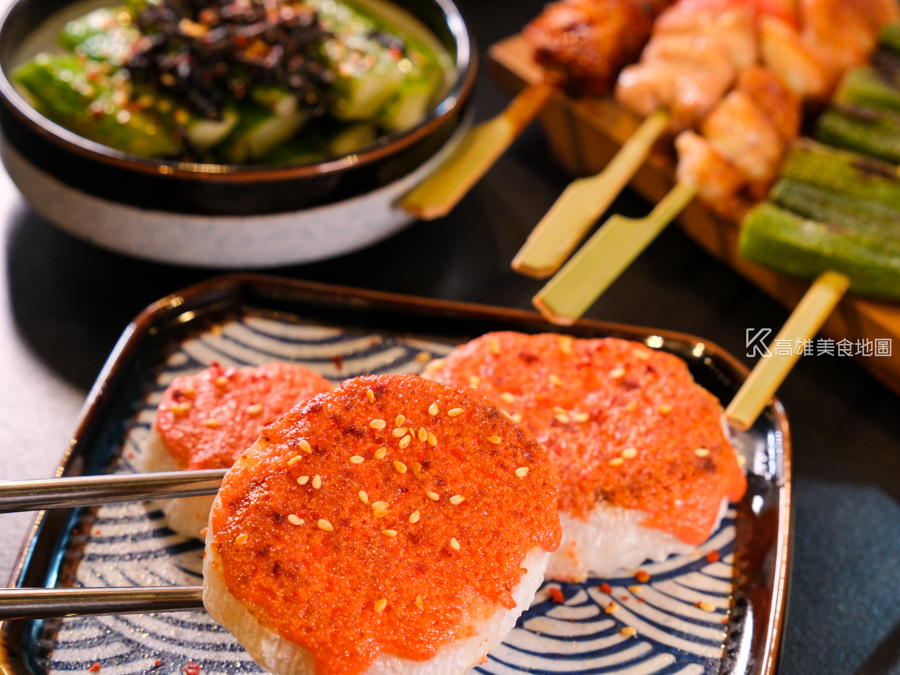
[740,202,900,300]
[816,105,900,164]
[780,140,900,211]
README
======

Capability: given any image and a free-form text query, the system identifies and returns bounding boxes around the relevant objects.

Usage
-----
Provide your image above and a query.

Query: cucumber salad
[13,0,452,163]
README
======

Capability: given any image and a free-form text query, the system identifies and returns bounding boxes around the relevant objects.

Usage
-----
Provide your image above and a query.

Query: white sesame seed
[450,538,460,551]
[610,368,625,379]
[287,455,303,466]
[634,350,651,360]
[170,402,191,416]
[367,389,375,403]
[428,402,439,416]
[622,447,637,458]
[409,510,420,523]
[558,336,573,354]
[373,508,389,518]
[394,461,407,473]
[358,491,369,504]
[620,626,638,637]
[392,427,408,437]
[415,595,424,609]
[448,408,464,417]
[412,462,423,478]
[469,376,480,387]
[487,436,501,444]
[298,476,310,485]
[374,598,387,613]
[312,475,322,489]
[247,404,263,416]
[628,585,643,594]
[555,413,570,424]
[515,467,529,478]
[698,602,716,612]
[235,533,248,545]
[299,440,312,454]
[370,419,386,430]
[416,351,432,363]
[372,501,389,510]
[204,419,220,428]
[489,338,500,355]
[553,406,567,414]
[215,376,228,387]
[695,448,710,457]
[381,529,397,537]
[399,435,411,449]
[375,447,387,459]
[449,495,465,505]
[418,428,428,442]
[605,602,617,614]
[512,414,523,423]
[317,519,333,532]
[501,392,516,404]
[395,415,406,427]
[350,455,364,464]
[549,375,562,386]
[574,412,590,423]
[659,405,673,415]
[426,491,439,501]
[609,457,624,467]
[427,432,437,446]
[287,514,302,525]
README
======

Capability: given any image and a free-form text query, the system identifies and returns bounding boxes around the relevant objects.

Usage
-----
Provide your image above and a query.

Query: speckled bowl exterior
[0,0,476,215]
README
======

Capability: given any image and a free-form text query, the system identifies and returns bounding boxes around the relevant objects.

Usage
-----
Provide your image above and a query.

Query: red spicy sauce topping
[210,374,561,675]
[156,362,332,470]
[424,333,747,545]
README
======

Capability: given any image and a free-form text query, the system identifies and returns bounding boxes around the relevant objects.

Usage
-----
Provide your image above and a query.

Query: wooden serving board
[489,33,900,396]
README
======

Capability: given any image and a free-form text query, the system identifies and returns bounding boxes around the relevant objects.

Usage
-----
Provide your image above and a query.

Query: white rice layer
[203,541,550,675]
[546,497,729,581]
[136,428,215,540]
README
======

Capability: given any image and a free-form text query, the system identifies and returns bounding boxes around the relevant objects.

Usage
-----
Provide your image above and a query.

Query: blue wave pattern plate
[3,278,789,675]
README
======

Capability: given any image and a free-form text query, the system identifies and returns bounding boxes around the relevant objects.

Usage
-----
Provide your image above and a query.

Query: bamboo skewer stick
[533,180,698,325]
[513,109,671,278]
[399,82,556,220]
[0,470,226,514]
[724,271,850,431]
[0,587,204,620]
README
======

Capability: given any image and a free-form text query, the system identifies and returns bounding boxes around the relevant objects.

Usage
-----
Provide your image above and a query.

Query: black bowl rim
[0,0,476,182]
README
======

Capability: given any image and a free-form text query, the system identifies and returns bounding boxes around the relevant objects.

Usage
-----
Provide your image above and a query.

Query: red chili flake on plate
[88,664,100,673]
[183,662,201,675]
[706,550,720,563]
[332,354,344,371]
[548,587,565,603]
[154,660,162,668]
[621,596,629,601]
[635,570,651,583]
[599,583,613,594]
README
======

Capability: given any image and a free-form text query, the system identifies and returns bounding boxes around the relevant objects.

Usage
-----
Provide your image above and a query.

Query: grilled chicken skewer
[400,0,671,219]
[513,0,898,278]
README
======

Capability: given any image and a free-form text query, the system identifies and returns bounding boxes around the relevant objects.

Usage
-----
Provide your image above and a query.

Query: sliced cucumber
[218,102,310,163]
[250,85,300,117]
[328,123,377,155]
[60,7,139,66]
[379,78,436,132]
[186,107,240,150]
[14,54,180,157]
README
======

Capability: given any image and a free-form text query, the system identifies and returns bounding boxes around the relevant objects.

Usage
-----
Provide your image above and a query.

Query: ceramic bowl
[0,0,475,267]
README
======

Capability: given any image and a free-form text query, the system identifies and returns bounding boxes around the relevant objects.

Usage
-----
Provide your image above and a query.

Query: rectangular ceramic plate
[0,276,791,675]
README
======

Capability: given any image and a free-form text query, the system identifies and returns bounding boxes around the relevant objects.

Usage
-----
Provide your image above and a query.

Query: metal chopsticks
[0,470,227,514]
[0,471,222,620]
[0,587,204,620]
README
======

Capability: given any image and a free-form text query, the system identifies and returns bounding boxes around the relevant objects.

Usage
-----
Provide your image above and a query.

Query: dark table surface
[2,0,900,672]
